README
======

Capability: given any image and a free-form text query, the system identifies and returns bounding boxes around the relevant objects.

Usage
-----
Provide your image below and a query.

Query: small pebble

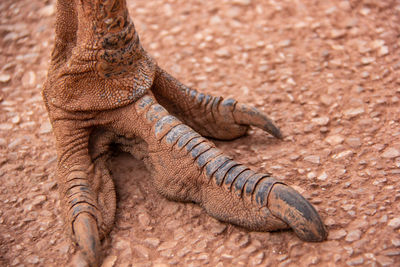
[39,5,55,17]
[378,46,389,57]
[210,223,227,235]
[278,39,292,48]
[361,57,375,65]
[0,74,11,83]
[325,135,344,146]
[331,29,347,39]
[27,255,40,264]
[39,121,52,134]
[312,116,330,126]
[329,229,347,240]
[344,108,365,119]
[346,256,364,266]
[0,138,6,147]
[157,241,178,251]
[114,239,130,250]
[332,150,353,160]
[388,217,400,229]
[138,213,151,227]
[345,230,362,242]
[376,255,394,266]
[215,48,231,58]
[307,172,317,179]
[304,155,320,164]
[133,245,150,259]
[381,147,400,159]
[391,238,400,247]
[345,137,361,148]
[317,172,328,181]
[0,123,13,131]
[232,0,252,5]
[32,195,46,206]
[143,237,160,248]
[251,251,264,265]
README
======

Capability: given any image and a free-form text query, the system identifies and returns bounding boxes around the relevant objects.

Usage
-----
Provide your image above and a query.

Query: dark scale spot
[79,187,90,192]
[154,115,181,139]
[185,137,205,152]
[71,204,97,218]
[244,173,265,197]
[196,93,205,104]
[72,205,84,217]
[196,148,221,168]
[224,165,248,190]
[190,89,198,99]
[68,195,96,207]
[190,142,212,159]
[146,104,167,122]
[234,170,255,196]
[221,98,236,108]
[66,185,90,197]
[69,197,80,206]
[205,155,231,178]
[184,87,191,95]
[255,177,279,206]
[212,96,222,110]
[214,160,238,186]
[204,94,212,106]
[165,124,192,145]
[176,131,200,149]
[89,235,97,253]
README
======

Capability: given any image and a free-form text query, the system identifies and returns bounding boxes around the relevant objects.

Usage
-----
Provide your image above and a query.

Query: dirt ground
[0,0,399,266]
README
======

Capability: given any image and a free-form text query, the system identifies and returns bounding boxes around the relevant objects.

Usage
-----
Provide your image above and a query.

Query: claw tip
[268,184,327,242]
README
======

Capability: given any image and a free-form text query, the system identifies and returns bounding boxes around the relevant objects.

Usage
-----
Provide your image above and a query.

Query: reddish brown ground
[1,0,399,266]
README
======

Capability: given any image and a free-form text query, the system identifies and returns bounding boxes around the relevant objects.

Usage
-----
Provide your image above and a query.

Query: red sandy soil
[0,0,399,266]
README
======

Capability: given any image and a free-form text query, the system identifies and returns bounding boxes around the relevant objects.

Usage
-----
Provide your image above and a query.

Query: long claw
[267,184,327,242]
[73,213,102,267]
[231,102,283,139]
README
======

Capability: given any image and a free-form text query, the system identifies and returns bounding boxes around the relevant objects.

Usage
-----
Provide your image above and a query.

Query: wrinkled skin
[43,0,327,265]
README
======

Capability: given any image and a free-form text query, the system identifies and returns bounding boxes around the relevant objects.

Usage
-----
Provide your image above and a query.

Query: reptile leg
[110,94,327,242]
[44,1,327,265]
[51,119,117,266]
[152,66,282,140]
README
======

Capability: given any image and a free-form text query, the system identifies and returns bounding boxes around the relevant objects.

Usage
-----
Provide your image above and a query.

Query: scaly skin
[43,0,327,265]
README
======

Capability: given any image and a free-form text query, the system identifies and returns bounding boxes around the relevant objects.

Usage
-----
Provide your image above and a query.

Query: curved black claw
[73,213,102,267]
[230,101,283,139]
[267,184,327,242]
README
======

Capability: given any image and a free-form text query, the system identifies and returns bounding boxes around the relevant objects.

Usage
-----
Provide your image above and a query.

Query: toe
[73,213,102,267]
[267,184,327,242]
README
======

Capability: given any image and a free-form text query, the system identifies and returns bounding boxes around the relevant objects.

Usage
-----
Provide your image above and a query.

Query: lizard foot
[115,94,327,242]
[44,1,327,265]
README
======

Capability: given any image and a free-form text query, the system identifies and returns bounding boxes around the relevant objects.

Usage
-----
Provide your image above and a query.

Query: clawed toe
[73,213,102,267]
[267,184,327,242]
[152,67,282,140]
[230,101,283,139]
